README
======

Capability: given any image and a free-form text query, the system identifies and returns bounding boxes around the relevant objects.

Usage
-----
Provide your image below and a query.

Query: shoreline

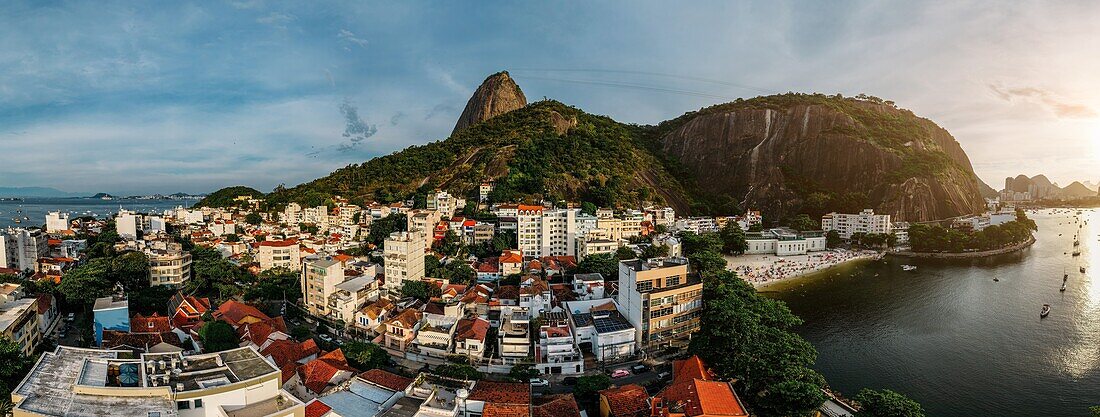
[888,236,1036,259]
[724,250,884,289]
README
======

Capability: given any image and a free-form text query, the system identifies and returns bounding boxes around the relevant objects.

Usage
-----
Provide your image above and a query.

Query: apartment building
[257,239,301,271]
[383,231,425,292]
[744,228,827,256]
[0,228,49,272]
[301,257,346,316]
[541,208,579,257]
[116,209,141,240]
[821,208,892,239]
[148,250,193,287]
[0,283,42,356]
[45,211,70,233]
[617,257,702,352]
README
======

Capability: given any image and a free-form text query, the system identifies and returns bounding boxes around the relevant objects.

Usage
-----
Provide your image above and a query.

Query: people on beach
[732,250,880,284]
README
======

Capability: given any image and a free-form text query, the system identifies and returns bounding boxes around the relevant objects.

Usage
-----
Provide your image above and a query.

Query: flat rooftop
[0,298,36,333]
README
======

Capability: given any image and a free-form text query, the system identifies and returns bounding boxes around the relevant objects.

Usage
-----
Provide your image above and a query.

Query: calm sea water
[0,198,187,229]
[764,209,1100,416]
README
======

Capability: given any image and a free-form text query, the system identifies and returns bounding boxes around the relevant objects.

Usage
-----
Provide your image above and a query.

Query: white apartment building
[10,346,304,417]
[821,209,892,239]
[256,240,301,271]
[383,231,425,292]
[0,283,43,356]
[564,299,635,362]
[148,250,193,287]
[744,228,827,256]
[301,257,346,316]
[45,211,70,233]
[517,205,543,258]
[540,208,578,257]
[406,210,440,251]
[116,209,141,240]
[644,206,677,228]
[426,190,457,219]
[281,202,303,225]
[0,228,49,272]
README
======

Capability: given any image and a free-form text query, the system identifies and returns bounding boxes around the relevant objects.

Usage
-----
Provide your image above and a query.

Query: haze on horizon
[2,1,1099,195]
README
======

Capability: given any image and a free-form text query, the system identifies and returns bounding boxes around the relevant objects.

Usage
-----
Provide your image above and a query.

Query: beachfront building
[821,209,892,239]
[744,228,827,256]
[9,345,304,417]
[617,257,702,352]
[256,239,301,271]
[383,231,425,292]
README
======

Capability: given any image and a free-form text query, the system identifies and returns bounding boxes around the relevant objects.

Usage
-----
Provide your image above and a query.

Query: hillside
[193,186,264,208]
[652,93,986,221]
[266,75,989,222]
[452,71,527,135]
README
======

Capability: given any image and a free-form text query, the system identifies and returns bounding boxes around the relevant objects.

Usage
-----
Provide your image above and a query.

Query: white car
[529,378,550,387]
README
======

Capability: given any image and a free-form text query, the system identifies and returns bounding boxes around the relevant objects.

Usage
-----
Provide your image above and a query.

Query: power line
[518,75,737,101]
[510,68,775,95]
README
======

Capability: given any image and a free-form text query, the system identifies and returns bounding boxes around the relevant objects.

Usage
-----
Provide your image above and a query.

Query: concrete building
[821,209,892,239]
[383,231,425,292]
[564,299,635,362]
[93,293,129,347]
[617,258,702,352]
[45,211,70,233]
[744,228,827,256]
[10,345,304,417]
[257,240,301,271]
[0,283,42,356]
[149,250,193,287]
[541,208,579,257]
[301,257,346,316]
[0,228,48,272]
[116,209,141,240]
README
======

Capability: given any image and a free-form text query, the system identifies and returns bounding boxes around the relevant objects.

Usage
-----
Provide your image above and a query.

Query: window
[636,280,653,292]
[666,276,681,287]
[177,401,190,410]
[194,399,203,408]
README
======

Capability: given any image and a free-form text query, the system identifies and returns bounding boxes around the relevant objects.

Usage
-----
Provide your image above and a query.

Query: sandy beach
[725,249,883,288]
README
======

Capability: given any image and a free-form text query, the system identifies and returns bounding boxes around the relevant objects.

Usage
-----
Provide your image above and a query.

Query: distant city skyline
[3,1,1100,195]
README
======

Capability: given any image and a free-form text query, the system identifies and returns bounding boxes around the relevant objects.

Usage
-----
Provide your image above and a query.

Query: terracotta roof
[216,300,271,327]
[101,330,185,351]
[386,308,422,329]
[297,349,355,394]
[455,317,490,342]
[357,369,413,391]
[499,251,523,264]
[131,313,173,333]
[482,403,529,417]
[517,204,544,212]
[495,285,520,301]
[657,379,747,417]
[360,299,393,320]
[35,294,53,315]
[258,239,298,247]
[532,394,582,417]
[467,381,530,404]
[600,384,650,417]
[673,355,713,382]
[304,400,332,417]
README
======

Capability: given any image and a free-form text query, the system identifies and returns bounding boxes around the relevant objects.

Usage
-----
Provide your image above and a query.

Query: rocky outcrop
[452,71,527,135]
[658,99,985,222]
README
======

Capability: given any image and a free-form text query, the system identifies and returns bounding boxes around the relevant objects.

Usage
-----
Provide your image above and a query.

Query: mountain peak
[452,71,528,135]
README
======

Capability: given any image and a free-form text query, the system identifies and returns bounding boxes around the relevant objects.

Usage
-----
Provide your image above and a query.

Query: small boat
[1060,282,1067,292]
[993,277,1000,282]
[1081,267,1087,273]
[901,265,917,271]
[1073,251,1081,256]
[1040,304,1051,318]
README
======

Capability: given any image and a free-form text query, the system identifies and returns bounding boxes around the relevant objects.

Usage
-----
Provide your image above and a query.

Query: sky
[3,1,1100,195]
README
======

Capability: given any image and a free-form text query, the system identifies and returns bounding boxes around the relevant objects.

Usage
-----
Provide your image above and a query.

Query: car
[66,313,75,322]
[631,364,650,374]
[562,376,578,386]
[529,378,550,387]
[657,371,671,380]
[318,334,333,343]
[611,369,631,378]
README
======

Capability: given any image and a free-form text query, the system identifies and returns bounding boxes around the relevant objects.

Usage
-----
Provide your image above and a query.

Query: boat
[1081,267,1087,273]
[1040,304,1051,318]
[993,277,1000,282]
[1061,282,1067,292]
[901,265,917,271]
[1073,250,1081,257]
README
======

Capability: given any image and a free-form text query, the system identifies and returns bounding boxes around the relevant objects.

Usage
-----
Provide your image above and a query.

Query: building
[649,355,749,417]
[412,313,458,359]
[821,209,892,239]
[45,211,70,233]
[383,231,425,292]
[380,308,421,355]
[598,384,650,417]
[257,239,301,271]
[479,183,493,202]
[453,317,490,359]
[149,250,193,287]
[0,228,49,272]
[93,293,130,347]
[326,275,378,326]
[0,284,42,356]
[116,209,141,240]
[565,299,635,362]
[10,345,305,417]
[617,258,702,352]
[536,312,584,374]
[301,257,346,316]
[541,208,579,257]
[498,310,531,361]
[744,228,827,256]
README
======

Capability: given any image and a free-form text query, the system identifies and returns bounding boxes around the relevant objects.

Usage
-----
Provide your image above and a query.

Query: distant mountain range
[0,187,206,199]
[1002,174,1098,199]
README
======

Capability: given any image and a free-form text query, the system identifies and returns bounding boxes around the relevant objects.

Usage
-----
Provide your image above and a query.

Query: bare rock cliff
[452,71,528,135]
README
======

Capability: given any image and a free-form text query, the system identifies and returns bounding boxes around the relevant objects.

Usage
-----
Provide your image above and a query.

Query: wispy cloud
[988,84,1097,119]
[257,11,296,29]
[337,99,378,152]
[337,29,369,49]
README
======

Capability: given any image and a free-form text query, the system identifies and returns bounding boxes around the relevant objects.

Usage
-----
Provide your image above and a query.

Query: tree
[826,230,842,247]
[719,222,748,255]
[640,244,670,260]
[434,363,483,380]
[58,258,115,306]
[573,374,612,406]
[343,340,391,370]
[508,363,541,382]
[112,251,150,291]
[245,268,301,303]
[1090,405,1100,417]
[785,214,819,231]
[575,253,617,280]
[614,246,636,260]
[368,213,408,247]
[854,388,925,417]
[198,321,239,352]
[436,230,464,257]
[290,325,311,341]
[401,280,441,301]
[0,337,31,400]
[580,202,598,216]
[245,212,263,225]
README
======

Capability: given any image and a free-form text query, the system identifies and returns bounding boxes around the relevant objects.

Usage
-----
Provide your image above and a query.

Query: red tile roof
[600,384,650,417]
[357,369,413,392]
[35,294,53,315]
[304,400,332,417]
[455,317,490,342]
[216,300,271,327]
[657,379,747,417]
[297,349,355,394]
[131,313,173,333]
[499,251,523,264]
[467,381,530,404]
[673,355,713,382]
[532,394,582,417]
[258,239,298,247]
[482,403,530,417]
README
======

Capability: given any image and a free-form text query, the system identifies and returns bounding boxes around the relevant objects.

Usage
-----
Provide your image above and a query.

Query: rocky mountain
[654,94,985,221]
[267,73,988,223]
[1001,174,1099,200]
[193,186,264,208]
[1058,181,1096,199]
[451,71,527,135]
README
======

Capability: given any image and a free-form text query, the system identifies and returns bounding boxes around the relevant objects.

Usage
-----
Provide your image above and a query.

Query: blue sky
[3,1,1100,195]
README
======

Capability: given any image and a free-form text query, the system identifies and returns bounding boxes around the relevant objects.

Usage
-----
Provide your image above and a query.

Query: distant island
[0,187,205,200]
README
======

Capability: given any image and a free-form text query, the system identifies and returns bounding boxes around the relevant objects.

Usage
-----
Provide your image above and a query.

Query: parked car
[66,313,75,322]
[318,334,333,343]
[657,371,671,380]
[631,364,650,374]
[529,378,550,387]
[611,369,631,378]
[562,376,578,386]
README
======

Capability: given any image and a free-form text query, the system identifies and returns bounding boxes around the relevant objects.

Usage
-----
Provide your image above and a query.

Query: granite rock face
[452,71,528,135]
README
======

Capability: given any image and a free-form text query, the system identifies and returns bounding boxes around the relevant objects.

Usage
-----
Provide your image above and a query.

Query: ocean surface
[0,198,188,229]
[764,209,1100,416]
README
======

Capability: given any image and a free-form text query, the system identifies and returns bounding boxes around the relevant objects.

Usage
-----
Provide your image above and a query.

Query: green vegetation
[198,321,239,352]
[853,388,925,417]
[425,256,476,285]
[575,253,618,280]
[401,280,441,302]
[573,374,612,406]
[719,221,748,255]
[0,337,31,407]
[907,210,1036,253]
[342,340,391,371]
[193,186,263,208]
[508,363,540,382]
[434,363,483,380]
[367,213,407,248]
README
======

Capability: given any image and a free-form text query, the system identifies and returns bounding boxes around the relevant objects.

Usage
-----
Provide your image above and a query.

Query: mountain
[0,186,86,198]
[266,74,988,222]
[1058,181,1095,199]
[193,186,264,208]
[452,71,527,135]
[653,94,985,221]
[977,180,998,199]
